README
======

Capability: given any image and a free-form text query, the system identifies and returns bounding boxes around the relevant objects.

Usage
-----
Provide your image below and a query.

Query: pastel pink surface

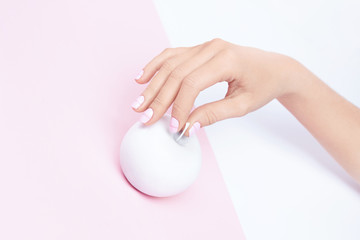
[0,1,245,239]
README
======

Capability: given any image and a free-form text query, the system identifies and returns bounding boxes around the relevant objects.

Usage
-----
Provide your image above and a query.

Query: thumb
[185,94,251,137]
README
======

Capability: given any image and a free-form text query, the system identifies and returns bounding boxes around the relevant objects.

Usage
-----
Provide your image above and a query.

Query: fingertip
[135,78,148,84]
[134,69,144,81]
[134,69,153,84]
[189,122,201,137]
[140,107,167,127]
[169,116,179,133]
[139,108,154,124]
[131,95,145,112]
[170,103,191,135]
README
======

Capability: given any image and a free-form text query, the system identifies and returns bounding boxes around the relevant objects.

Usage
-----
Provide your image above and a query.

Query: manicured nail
[140,108,153,124]
[135,69,144,80]
[169,117,179,133]
[131,95,144,110]
[189,122,201,137]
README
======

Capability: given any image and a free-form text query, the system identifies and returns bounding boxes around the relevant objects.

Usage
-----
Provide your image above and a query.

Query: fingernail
[135,69,144,80]
[131,95,144,110]
[189,122,201,137]
[140,108,153,124]
[169,117,179,133]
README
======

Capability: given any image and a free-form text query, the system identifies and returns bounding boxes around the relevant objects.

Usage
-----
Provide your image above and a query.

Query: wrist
[276,57,320,106]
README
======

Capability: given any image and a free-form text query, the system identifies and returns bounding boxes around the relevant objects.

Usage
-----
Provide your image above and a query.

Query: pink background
[0,0,245,239]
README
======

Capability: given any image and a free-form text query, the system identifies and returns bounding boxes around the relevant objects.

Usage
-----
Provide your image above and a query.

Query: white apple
[120,114,202,197]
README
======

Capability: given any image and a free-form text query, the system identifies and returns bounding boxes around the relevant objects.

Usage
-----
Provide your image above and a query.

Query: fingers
[171,51,233,133]
[142,47,217,125]
[184,93,252,137]
[132,40,233,129]
[134,53,190,113]
[132,47,199,113]
[135,47,188,84]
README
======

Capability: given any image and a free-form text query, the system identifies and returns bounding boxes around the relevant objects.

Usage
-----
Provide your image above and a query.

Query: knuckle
[242,97,253,114]
[168,67,185,82]
[234,95,252,117]
[238,104,250,117]
[162,59,175,73]
[151,95,164,109]
[182,75,198,91]
[219,48,235,60]
[210,38,224,46]
[162,47,172,55]
[204,108,218,125]
[172,102,185,116]
[143,85,157,96]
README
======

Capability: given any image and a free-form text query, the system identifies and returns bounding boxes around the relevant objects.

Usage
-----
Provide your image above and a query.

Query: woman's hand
[131,38,360,182]
[131,38,301,136]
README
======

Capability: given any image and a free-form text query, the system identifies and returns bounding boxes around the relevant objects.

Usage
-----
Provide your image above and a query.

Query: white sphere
[120,114,202,197]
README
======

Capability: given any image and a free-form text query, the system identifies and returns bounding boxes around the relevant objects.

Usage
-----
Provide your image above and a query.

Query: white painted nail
[135,69,144,80]
[131,95,145,109]
[140,108,153,124]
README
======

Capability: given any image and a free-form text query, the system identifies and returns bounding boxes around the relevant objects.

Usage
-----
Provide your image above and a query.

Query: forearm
[278,60,360,183]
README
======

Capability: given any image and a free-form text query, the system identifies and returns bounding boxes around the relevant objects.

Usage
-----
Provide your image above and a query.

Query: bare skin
[131,38,360,183]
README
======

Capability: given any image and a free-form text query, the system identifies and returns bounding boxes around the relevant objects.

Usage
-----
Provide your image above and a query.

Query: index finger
[172,52,232,133]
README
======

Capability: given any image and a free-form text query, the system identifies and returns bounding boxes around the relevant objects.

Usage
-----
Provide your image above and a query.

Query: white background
[153,0,360,239]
